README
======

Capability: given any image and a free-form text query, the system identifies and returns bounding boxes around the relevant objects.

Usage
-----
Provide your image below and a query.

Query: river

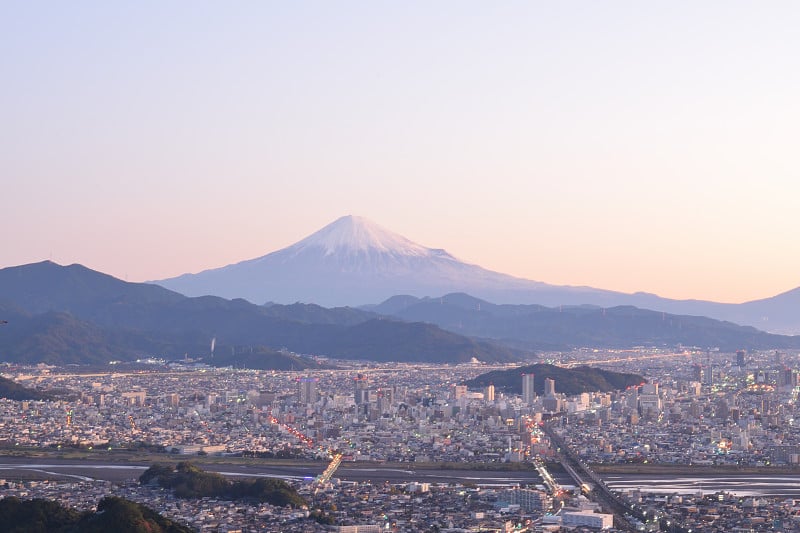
[0,458,542,487]
[602,473,800,497]
[3,458,798,496]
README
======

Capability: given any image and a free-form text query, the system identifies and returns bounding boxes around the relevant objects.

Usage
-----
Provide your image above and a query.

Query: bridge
[315,452,343,486]
[542,419,644,532]
[532,457,562,495]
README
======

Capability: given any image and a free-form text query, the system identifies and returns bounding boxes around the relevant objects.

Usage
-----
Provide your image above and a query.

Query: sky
[2,2,799,304]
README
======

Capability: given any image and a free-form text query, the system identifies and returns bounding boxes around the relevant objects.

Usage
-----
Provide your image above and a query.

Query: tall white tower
[522,373,536,405]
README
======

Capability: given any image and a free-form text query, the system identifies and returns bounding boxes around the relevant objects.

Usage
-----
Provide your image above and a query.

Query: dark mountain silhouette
[261,302,376,325]
[0,304,170,364]
[2,261,798,366]
[140,461,306,507]
[0,262,521,365]
[0,495,193,533]
[465,363,645,396]
[367,293,800,351]
[0,375,49,400]
[0,259,184,317]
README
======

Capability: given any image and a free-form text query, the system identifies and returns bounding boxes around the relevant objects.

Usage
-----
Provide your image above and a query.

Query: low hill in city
[369,293,800,351]
[465,363,645,396]
[140,461,307,507]
[0,375,52,401]
[0,495,192,533]
[0,261,522,365]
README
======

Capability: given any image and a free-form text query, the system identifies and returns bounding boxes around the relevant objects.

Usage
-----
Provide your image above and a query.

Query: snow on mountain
[154,215,574,306]
[151,216,800,333]
[287,215,429,257]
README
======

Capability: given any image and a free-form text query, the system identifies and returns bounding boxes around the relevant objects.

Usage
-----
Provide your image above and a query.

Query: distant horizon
[5,212,797,306]
[3,3,799,304]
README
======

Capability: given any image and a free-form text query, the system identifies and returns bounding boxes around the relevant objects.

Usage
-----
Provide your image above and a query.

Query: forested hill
[0,495,193,533]
[465,363,645,396]
[0,375,55,400]
[0,261,522,365]
[140,462,307,507]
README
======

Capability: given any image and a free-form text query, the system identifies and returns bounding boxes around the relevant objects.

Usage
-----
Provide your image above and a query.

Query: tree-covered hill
[140,462,307,508]
[0,495,193,533]
[465,363,645,396]
[0,375,48,400]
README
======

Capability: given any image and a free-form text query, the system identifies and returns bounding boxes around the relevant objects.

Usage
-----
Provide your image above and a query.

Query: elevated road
[543,420,643,531]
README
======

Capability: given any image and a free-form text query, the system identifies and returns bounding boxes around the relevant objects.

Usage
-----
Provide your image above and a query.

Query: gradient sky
[2,2,799,304]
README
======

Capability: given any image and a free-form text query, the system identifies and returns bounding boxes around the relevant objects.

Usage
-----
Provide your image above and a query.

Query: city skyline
[3,2,799,303]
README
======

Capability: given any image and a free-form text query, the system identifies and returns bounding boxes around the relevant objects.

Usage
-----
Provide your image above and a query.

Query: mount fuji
[153,216,800,334]
[155,215,619,307]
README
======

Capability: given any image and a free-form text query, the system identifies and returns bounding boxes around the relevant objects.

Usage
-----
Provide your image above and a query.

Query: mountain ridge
[0,261,522,365]
[153,216,626,308]
[152,216,800,333]
[365,292,800,351]
[2,262,800,367]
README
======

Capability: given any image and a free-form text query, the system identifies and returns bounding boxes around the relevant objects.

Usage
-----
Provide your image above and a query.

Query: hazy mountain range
[155,215,800,334]
[0,261,520,365]
[365,292,800,352]
[1,261,799,367]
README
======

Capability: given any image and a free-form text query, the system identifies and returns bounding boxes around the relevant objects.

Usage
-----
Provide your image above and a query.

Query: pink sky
[2,2,799,304]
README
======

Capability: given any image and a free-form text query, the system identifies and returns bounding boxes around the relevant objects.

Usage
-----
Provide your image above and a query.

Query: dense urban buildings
[1,347,800,531]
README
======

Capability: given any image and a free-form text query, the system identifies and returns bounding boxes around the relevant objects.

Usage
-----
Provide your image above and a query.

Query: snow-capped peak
[289,215,430,256]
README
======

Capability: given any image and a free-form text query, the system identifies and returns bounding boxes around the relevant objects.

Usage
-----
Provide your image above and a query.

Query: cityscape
[1,345,800,531]
[4,1,800,532]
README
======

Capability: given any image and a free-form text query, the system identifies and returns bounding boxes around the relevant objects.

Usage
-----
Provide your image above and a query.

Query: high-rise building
[121,391,146,406]
[503,487,551,512]
[691,364,703,382]
[703,366,716,386]
[627,386,639,410]
[484,384,495,402]
[542,395,561,413]
[167,393,180,408]
[522,374,536,404]
[544,378,556,397]
[297,376,319,404]
[376,388,393,414]
[452,384,468,400]
[737,350,746,367]
[641,383,659,395]
[354,374,369,405]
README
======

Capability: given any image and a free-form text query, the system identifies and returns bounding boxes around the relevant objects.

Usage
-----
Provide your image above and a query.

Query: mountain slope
[0,260,184,317]
[154,215,610,307]
[2,261,798,365]
[0,496,193,533]
[370,293,800,351]
[152,215,800,333]
[0,262,522,364]
[0,375,52,400]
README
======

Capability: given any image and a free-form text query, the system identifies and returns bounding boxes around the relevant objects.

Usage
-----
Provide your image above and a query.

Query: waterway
[4,458,798,497]
[602,473,800,497]
[0,458,542,487]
